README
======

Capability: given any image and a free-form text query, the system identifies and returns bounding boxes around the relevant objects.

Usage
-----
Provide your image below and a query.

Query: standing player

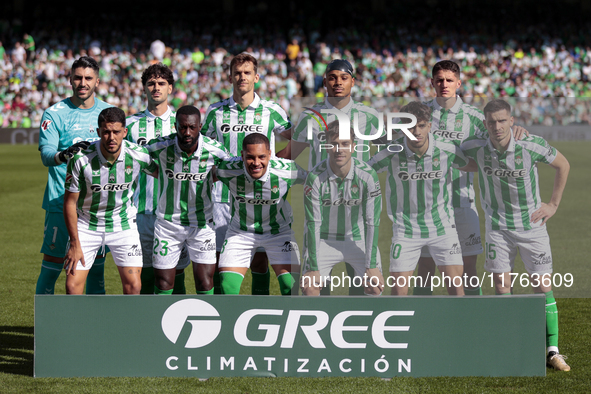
[415,60,527,296]
[216,134,306,295]
[301,121,384,296]
[201,53,292,295]
[289,59,382,294]
[368,102,474,296]
[146,106,230,294]
[126,63,189,294]
[63,107,158,294]
[37,56,111,294]
[461,99,571,371]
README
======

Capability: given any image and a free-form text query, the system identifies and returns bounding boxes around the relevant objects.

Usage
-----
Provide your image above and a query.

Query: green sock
[172,271,186,295]
[345,263,357,295]
[213,270,222,294]
[36,260,63,294]
[197,288,214,295]
[86,257,106,294]
[140,267,155,294]
[252,270,270,295]
[464,287,482,296]
[277,272,299,295]
[220,271,244,294]
[545,291,559,348]
[154,286,173,295]
[412,286,433,296]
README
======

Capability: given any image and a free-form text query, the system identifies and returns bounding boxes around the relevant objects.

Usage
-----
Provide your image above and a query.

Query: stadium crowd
[1,19,591,128]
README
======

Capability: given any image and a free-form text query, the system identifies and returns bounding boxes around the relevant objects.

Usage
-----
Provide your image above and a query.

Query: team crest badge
[41,120,52,131]
[254,113,262,122]
[200,160,207,168]
[433,158,440,168]
[515,156,523,165]
[272,185,279,194]
[125,166,133,175]
[455,119,463,130]
[351,184,359,194]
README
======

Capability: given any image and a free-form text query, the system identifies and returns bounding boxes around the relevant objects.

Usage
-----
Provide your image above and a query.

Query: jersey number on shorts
[220,239,228,254]
[485,242,496,260]
[391,243,402,259]
[153,238,169,256]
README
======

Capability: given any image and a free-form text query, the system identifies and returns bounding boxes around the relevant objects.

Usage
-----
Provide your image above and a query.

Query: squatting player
[37,56,111,294]
[301,121,384,296]
[63,107,157,294]
[216,134,306,295]
[126,63,190,294]
[201,52,292,295]
[146,106,230,295]
[368,102,475,296]
[461,99,571,371]
[289,58,382,294]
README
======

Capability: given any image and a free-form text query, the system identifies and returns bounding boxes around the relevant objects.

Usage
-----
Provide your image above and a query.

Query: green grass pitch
[0,142,590,392]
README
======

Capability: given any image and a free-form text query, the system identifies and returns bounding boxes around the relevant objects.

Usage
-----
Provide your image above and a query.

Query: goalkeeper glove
[56,141,91,163]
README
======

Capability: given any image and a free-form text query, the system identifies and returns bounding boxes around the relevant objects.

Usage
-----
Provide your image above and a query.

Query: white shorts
[421,206,483,258]
[219,228,301,268]
[214,202,265,254]
[136,213,190,269]
[76,226,143,271]
[390,232,463,273]
[484,227,553,275]
[303,239,381,277]
[152,218,216,270]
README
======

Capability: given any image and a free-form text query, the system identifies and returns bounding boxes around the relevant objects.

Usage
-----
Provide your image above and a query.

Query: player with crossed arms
[301,121,384,296]
[461,99,571,371]
[216,133,306,295]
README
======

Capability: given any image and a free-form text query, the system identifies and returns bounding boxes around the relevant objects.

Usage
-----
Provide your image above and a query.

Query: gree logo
[161,299,222,348]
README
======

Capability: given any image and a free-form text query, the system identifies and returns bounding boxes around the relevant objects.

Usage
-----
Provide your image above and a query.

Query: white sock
[547,346,559,354]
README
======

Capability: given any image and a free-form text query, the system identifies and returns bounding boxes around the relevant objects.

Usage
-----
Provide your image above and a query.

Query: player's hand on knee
[301,270,322,296]
[58,141,91,163]
[364,268,384,296]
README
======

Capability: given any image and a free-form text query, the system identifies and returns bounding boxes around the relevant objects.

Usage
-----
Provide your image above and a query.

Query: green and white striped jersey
[125,106,176,215]
[368,133,468,239]
[65,140,157,232]
[425,97,486,208]
[303,158,381,270]
[216,157,307,235]
[461,133,557,231]
[292,98,382,169]
[200,93,292,203]
[145,133,230,228]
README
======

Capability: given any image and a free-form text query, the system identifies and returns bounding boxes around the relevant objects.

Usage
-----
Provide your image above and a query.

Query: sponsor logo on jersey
[41,120,52,131]
[183,163,190,172]
[433,130,464,140]
[167,156,175,163]
[304,185,313,197]
[92,170,101,176]
[237,185,245,192]
[49,102,66,112]
[398,170,443,181]
[165,169,208,181]
[235,196,280,205]
[449,243,462,255]
[483,166,527,178]
[128,244,142,257]
[534,252,552,265]
[321,198,362,207]
[255,193,262,199]
[199,239,216,252]
[465,233,481,247]
[109,174,116,183]
[136,137,147,145]
[281,241,297,252]
[91,183,132,192]
[221,124,265,133]
[65,173,73,185]
[417,164,423,172]
[125,166,133,175]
